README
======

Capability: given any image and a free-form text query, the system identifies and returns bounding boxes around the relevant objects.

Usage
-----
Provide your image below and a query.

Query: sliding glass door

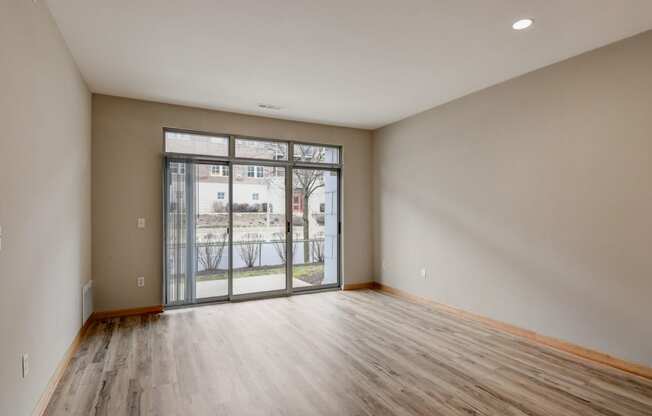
[194,162,230,300]
[165,160,231,305]
[164,130,341,306]
[292,168,340,290]
[232,164,287,297]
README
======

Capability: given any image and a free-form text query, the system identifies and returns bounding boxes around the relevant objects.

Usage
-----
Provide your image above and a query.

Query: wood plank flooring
[45,290,652,415]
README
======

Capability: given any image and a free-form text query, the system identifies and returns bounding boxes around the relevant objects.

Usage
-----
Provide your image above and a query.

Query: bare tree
[311,238,325,263]
[238,233,260,268]
[271,232,298,263]
[197,232,227,272]
[293,145,325,263]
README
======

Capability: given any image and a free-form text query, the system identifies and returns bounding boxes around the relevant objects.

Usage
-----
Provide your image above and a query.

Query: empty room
[2,0,652,415]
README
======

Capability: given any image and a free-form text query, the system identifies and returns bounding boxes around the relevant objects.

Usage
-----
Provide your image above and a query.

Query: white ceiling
[46,0,652,129]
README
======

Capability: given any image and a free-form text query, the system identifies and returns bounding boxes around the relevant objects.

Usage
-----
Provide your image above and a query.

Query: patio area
[196,274,311,298]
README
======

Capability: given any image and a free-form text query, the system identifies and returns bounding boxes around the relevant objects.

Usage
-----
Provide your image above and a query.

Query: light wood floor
[45,290,652,415]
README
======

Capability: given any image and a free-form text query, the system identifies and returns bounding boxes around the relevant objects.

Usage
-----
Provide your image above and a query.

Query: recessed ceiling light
[512,18,534,31]
[258,104,282,110]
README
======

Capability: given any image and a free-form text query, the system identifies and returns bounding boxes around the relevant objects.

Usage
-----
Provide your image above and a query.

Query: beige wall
[92,95,372,311]
[0,2,91,415]
[373,30,652,367]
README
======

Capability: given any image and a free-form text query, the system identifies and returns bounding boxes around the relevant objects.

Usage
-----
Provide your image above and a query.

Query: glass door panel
[232,164,287,295]
[194,163,230,300]
[165,161,189,304]
[292,169,339,289]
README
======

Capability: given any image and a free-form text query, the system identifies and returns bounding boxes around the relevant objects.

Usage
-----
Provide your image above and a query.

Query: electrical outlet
[137,218,146,229]
[381,260,387,271]
[21,354,29,378]
[420,268,427,279]
[137,276,145,287]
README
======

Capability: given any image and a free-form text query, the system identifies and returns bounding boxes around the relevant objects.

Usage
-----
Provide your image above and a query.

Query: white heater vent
[82,280,93,325]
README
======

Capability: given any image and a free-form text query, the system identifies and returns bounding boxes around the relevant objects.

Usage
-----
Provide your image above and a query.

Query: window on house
[217,192,225,200]
[272,155,285,177]
[170,163,186,175]
[210,165,229,176]
[293,193,303,212]
[252,193,260,201]
[247,166,264,177]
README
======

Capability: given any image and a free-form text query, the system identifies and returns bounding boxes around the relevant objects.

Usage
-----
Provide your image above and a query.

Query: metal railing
[191,238,325,272]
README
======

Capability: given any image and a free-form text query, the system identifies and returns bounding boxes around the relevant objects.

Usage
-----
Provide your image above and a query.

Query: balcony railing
[168,238,327,273]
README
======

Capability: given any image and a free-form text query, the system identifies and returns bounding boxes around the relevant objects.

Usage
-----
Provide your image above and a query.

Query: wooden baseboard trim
[373,282,652,380]
[92,305,164,321]
[31,317,94,416]
[342,282,376,290]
